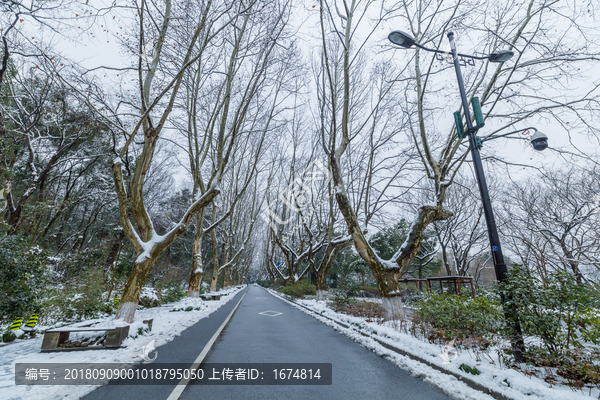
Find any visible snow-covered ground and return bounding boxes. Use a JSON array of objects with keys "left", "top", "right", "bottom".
[
  {"left": 0, "top": 286, "right": 244, "bottom": 400},
  {"left": 269, "top": 290, "right": 597, "bottom": 400}
]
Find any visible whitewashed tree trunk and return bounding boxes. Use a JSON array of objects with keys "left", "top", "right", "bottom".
[
  {"left": 115, "top": 256, "right": 156, "bottom": 322},
  {"left": 382, "top": 296, "right": 405, "bottom": 321}
]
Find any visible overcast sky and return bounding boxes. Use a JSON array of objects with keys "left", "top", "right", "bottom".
[{"left": 17, "top": 0, "right": 599, "bottom": 190}]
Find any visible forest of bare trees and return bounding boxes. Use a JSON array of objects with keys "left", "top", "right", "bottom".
[{"left": 1, "top": 0, "right": 599, "bottom": 324}]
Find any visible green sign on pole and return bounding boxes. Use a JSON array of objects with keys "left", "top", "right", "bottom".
[
  {"left": 471, "top": 97, "right": 485, "bottom": 129},
  {"left": 454, "top": 111, "right": 465, "bottom": 139}
]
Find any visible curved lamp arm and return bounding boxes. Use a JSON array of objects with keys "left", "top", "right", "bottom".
[
  {"left": 481, "top": 127, "right": 538, "bottom": 143},
  {"left": 414, "top": 43, "right": 490, "bottom": 60}
]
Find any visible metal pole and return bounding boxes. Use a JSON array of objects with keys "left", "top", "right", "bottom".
[{"left": 447, "top": 32, "right": 524, "bottom": 360}]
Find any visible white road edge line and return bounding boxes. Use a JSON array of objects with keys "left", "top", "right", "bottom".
[{"left": 166, "top": 288, "right": 249, "bottom": 400}]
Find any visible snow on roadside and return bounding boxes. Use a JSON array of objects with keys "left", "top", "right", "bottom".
[
  {"left": 0, "top": 286, "right": 245, "bottom": 400},
  {"left": 269, "top": 290, "right": 594, "bottom": 400}
]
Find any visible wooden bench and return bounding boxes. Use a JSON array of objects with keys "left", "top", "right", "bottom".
[
  {"left": 200, "top": 293, "right": 221, "bottom": 301},
  {"left": 41, "top": 325, "right": 130, "bottom": 352}
]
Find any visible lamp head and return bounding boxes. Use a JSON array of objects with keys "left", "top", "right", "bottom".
[
  {"left": 489, "top": 50, "right": 514, "bottom": 63},
  {"left": 388, "top": 31, "right": 416, "bottom": 49},
  {"left": 530, "top": 131, "right": 548, "bottom": 151}
]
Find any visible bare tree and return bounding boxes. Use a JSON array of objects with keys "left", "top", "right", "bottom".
[
  {"left": 313, "top": 165, "right": 351, "bottom": 300},
  {"left": 311, "top": 0, "right": 600, "bottom": 318},
  {"left": 55, "top": 0, "right": 275, "bottom": 322},
  {"left": 385, "top": 0, "right": 600, "bottom": 286},
  {"left": 432, "top": 176, "right": 488, "bottom": 277},
  {"left": 262, "top": 108, "right": 336, "bottom": 287},
  {"left": 1, "top": 77, "right": 94, "bottom": 233},
  {"left": 265, "top": 166, "right": 330, "bottom": 286},
  {"left": 220, "top": 177, "right": 263, "bottom": 288},
  {"left": 180, "top": 0, "right": 293, "bottom": 296},
  {"left": 0, "top": 0, "right": 92, "bottom": 232},
  {"left": 501, "top": 166, "right": 600, "bottom": 282},
  {"left": 315, "top": 0, "right": 423, "bottom": 317},
  {"left": 207, "top": 169, "right": 264, "bottom": 292}
]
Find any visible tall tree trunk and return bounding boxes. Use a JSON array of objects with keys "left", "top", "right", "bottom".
[
  {"left": 223, "top": 266, "right": 232, "bottom": 288},
  {"left": 220, "top": 236, "right": 231, "bottom": 288},
  {"left": 331, "top": 156, "right": 452, "bottom": 317},
  {"left": 104, "top": 231, "right": 126, "bottom": 271},
  {"left": 187, "top": 210, "right": 205, "bottom": 297},
  {"left": 315, "top": 238, "right": 350, "bottom": 300},
  {"left": 115, "top": 255, "right": 157, "bottom": 323},
  {"left": 210, "top": 264, "right": 219, "bottom": 292},
  {"left": 330, "top": 156, "right": 404, "bottom": 317},
  {"left": 210, "top": 216, "right": 220, "bottom": 292},
  {"left": 315, "top": 266, "right": 328, "bottom": 301},
  {"left": 106, "top": 235, "right": 124, "bottom": 302}
]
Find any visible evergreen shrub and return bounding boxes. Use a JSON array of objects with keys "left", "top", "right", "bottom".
[
  {"left": 279, "top": 279, "right": 316, "bottom": 298},
  {"left": 412, "top": 293, "right": 503, "bottom": 344},
  {"left": 0, "top": 234, "right": 49, "bottom": 322}
]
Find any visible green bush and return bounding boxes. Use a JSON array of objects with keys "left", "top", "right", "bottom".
[
  {"left": 399, "top": 283, "right": 427, "bottom": 305},
  {"left": 53, "top": 247, "right": 107, "bottom": 281},
  {"left": 2, "top": 331, "right": 17, "bottom": 343},
  {"left": 556, "top": 349, "right": 600, "bottom": 387},
  {"left": 138, "top": 296, "right": 161, "bottom": 308},
  {"left": 159, "top": 283, "right": 187, "bottom": 303},
  {"left": 459, "top": 364, "right": 481, "bottom": 375},
  {"left": 412, "top": 293, "right": 503, "bottom": 344},
  {"left": 0, "top": 234, "right": 49, "bottom": 322},
  {"left": 45, "top": 269, "right": 112, "bottom": 321},
  {"left": 257, "top": 279, "right": 275, "bottom": 288},
  {"left": 499, "top": 265, "right": 600, "bottom": 354},
  {"left": 521, "top": 346, "right": 600, "bottom": 387},
  {"left": 279, "top": 279, "right": 316, "bottom": 298},
  {"left": 326, "top": 290, "right": 358, "bottom": 311},
  {"left": 344, "top": 284, "right": 380, "bottom": 298},
  {"left": 138, "top": 287, "right": 161, "bottom": 308}
]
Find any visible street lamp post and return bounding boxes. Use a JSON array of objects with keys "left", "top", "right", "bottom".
[
  {"left": 446, "top": 32, "right": 525, "bottom": 360},
  {"left": 445, "top": 31, "right": 509, "bottom": 288},
  {"left": 388, "top": 30, "right": 549, "bottom": 361}
]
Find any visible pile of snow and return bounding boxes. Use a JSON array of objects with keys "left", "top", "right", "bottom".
[
  {"left": 271, "top": 290, "right": 598, "bottom": 400},
  {"left": 0, "top": 286, "right": 244, "bottom": 400}
]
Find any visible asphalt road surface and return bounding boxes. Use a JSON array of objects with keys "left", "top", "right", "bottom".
[{"left": 84, "top": 286, "right": 451, "bottom": 400}]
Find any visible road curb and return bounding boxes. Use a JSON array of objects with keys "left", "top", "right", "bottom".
[{"left": 267, "top": 289, "right": 513, "bottom": 400}]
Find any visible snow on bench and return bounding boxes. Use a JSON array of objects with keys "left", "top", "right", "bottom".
[
  {"left": 40, "top": 319, "right": 152, "bottom": 352},
  {"left": 41, "top": 325, "right": 130, "bottom": 352},
  {"left": 200, "top": 293, "right": 222, "bottom": 301}
]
